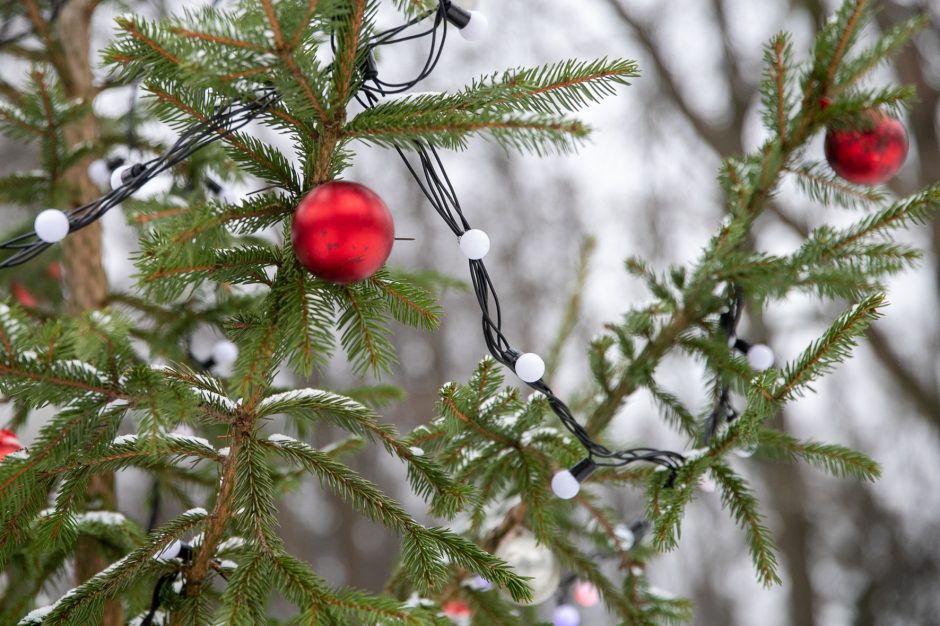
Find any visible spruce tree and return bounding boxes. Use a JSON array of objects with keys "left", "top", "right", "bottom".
[{"left": 0, "top": 0, "right": 934, "bottom": 624}]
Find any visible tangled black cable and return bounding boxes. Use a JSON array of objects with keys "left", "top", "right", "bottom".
[
  {"left": 353, "top": 5, "right": 685, "bottom": 494},
  {"left": 0, "top": 89, "right": 279, "bottom": 268}
]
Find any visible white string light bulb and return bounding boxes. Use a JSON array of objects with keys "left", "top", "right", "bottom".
[
  {"left": 551, "top": 470, "right": 580, "bottom": 499},
  {"left": 459, "top": 11, "right": 489, "bottom": 41},
  {"left": 746, "top": 343, "right": 775, "bottom": 371},
  {"left": 211, "top": 339, "right": 239, "bottom": 370},
  {"left": 110, "top": 164, "right": 135, "bottom": 190},
  {"left": 34, "top": 209, "right": 70, "bottom": 243},
  {"left": 550, "top": 458, "right": 596, "bottom": 500},
  {"left": 459, "top": 229, "right": 490, "bottom": 259},
  {"left": 514, "top": 352, "right": 545, "bottom": 383},
  {"left": 87, "top": 159, "right": 112, "bottom": 189}
]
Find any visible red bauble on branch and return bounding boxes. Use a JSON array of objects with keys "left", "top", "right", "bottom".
[
  {"left": 824, "top": 109, "right": 908, "bottom": 185},
  {"left": 0, "top": 429, "right": 23, "bottom": 461},
  {"left": 291, "top": 181, "right": 395, "bottom": 284}
]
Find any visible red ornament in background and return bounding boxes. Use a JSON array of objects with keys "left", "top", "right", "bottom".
[
  {"left": 442, "top": 599, "right": 472, "bottom": 624},
  {"left": 291, "top": 181, "right": 395, "bottom": 284},
  {"left": 0, "top": 429, "right": 23, "bottom": 460},
  {"left": 10, "top": 281, "right": 38, "bottom": 309},
  {"left": 824, "top": 109, "right": 908, "bottom": 185}
]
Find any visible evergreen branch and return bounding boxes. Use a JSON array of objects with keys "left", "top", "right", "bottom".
[
  {"left": 833, "top": 14, "right": 928, "bottom": 95},
  {"left": 821, "top": 0, "right": 868, "bottom": 92},
  {"left": 335, "top": 284, "right": 397, "bottom": 376},
  {"left": 757, "top": 428, "right": 880, "bottom": 481},
  {"left": 38, "top": 509, "right": 209, "bottom": 624},
  {"left": 263, "top": 0, "right": 329, "bottom": 124},
  {"left": 368, "top": 274, "right": 441, "bottom": 331},
  {"left": 169, "top": 26, "right": 266, "bottom": 53},
  {"left": 787, "top": 162, "right": 887, "bottom": 209},
  {"left": 344, "top": 112, "right": 589, "bottom": 155},
  {"left": 32, "top": 70, "right": 59, "bottom": 182},
  {"left": 460, "top": 58, "right": 638, "bottom": 116},
  {"left": 710, "top": 462, "right": 781, "bottom": 586},
  {"left": 332, "top": 0, "right": 370, "bottom": 109},
  {"left": 119, "top": 18, "right": 181, "bottom": 65},
  {"left": 147, "top": 85, "right": 300, "bottom": 192},
  {"left": 774, "top": 294, "right": 884, "bottom": 402},
  {"left": 546, "top": 534, "right": 633, "bottom": 615}
]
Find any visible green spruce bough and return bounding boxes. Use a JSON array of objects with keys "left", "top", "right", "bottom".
[{"left": 0, "top": 0, "right": 934, "bottom": 624}]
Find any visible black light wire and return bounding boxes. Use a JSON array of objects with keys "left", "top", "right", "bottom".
[
  {"left": 356, "top": 12, "right": 684, "bottom": 475},
  {"left": 702, "top": 286, "right": 743, "bottom": 445}
]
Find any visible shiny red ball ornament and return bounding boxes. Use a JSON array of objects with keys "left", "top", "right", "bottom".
[
  {"left": 291, "top": 181, "right": 394, "bottom": 284},
  {"left": 0, "top": 429, "right": 23, "bottom": 461},
  {"left": 824, "top": 110, "right": 908, "bottom": 185}
]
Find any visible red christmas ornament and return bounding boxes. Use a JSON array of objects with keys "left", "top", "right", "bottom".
[
  {"left": 824, "top": 109, "right": 908, "bottom": 185},
  {"left": 442, "top": 599, "right": 472, "bottom": 623},
  {"left": 291, "top": 181, "right": 394, "bottom": 284},
  {"left": 0, "top": 429, "right": 23, "bottom": 460},
  {"left": 10, "top": 281, "right": 38, "bottom": 309}
]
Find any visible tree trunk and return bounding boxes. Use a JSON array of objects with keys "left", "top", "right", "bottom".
[{"left": 53, "top": 1, "right": 120, "bottom": 623}]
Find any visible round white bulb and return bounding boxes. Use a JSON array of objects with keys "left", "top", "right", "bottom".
[
  {"left": 459, "top": 229, "right": 490, "bottom": 260},
  {"left": 551, "top": 470, "right": 580, "bottom": 500},
  {"left": 155, "top": 539, "right": 182, "bottom": 562},
  {"left": 211, "top": 339, "right": 239, "bottom": 369},
  {"left": 459, "top": 10, "right": 489, "bottom": 41},
  {"left": 87, "top": 159, "right": 111, "bottom": 189},
  {"left": 34, "top": 209, "right": 70, "bottom": 243},
  {"left": 514, "top": 352, "right": 545, "bottom": 383},
  {"left": 746, "top": 343, "right": 775, "bottom": 371},
  {"left": 110, "top": 164, "right": 134, "bottom": 190}
]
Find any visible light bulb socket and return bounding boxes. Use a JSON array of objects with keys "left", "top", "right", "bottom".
[
  {"left": 105, "top": 156, "right": 125, "bottom": 171},
  {"left": 628, "top": 519, "right": 649, "bottom": 542},
  {"left": 178, "top": 542, "right": 194, "bottom": 562},
  {"left": 444, "top": 3, "right": 472, "bottom": 28},
  {"left": 120, "top": 163, "right": 145, "bottom": 186},
  {"left": 569, "top": 457, "right": 597, "bottom": 483},
  {"left": 733, "top": 338, "right": 751, "bottom": 354},
  {"left": 205, "top": 177, "right": 223, "bottom": 195}
]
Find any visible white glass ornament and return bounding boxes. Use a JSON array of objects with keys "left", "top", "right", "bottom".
[
  {"left": 459, "top": 229, "right": 490, "bottom": 260},
  {"left": 514, "top": 352, "right": 545, "bottom": 383},
  {"left": 110, "top": 164, "right": 135, "bottom": 190},
  {"left": 551, "top": 469, "right": 580, "bottom": 500},
  {"left": 460, "top": 11, "right": 489, "bottom": 41},
  {"left": 746, "top": 344, "right": 774, "bottom": 371},
  {"left": 495, "top": 528, "right": 560, "bottom": 605},
  {"left": 87, "top": 159, "right": 111, "bottom": 189},
  {"left": 211, "top": 339, "right": 239, "bottom": 369},
  {"left": 34, "top": 209, "right": 70, "bottom": 243}
]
